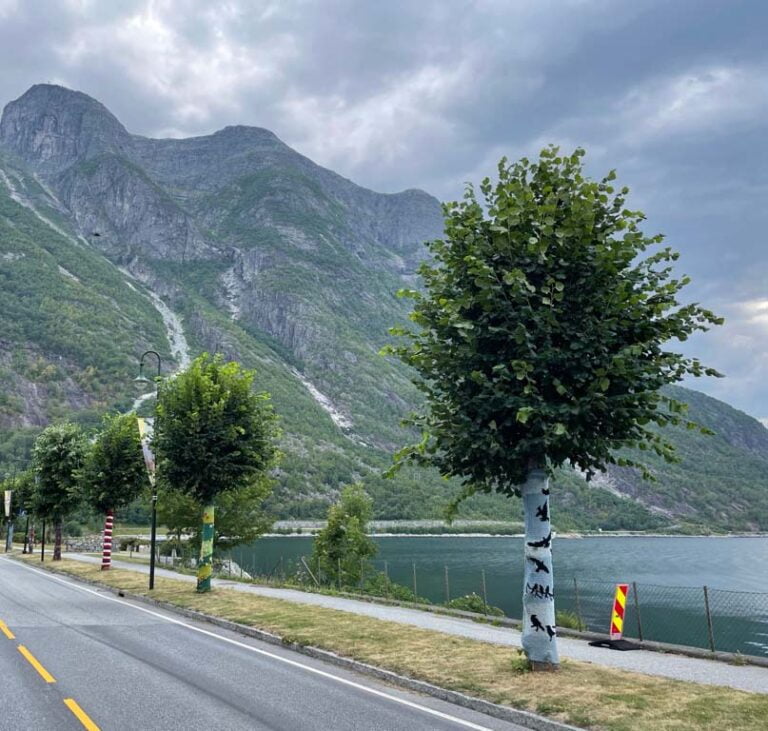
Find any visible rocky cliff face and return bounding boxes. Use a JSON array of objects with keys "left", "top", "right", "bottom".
[
  {"left": 0, "top": 85, "right": 442, "bottom": 399},
  {"left": 2, "top": 83, "right": 767, "bottom": 530},
  {"left": 0, "top": 85, "right": 132, "bottom": 173}
]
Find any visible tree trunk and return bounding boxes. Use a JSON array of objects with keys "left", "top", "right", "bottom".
[
  {"left": 521, "top": 467, "right": 559, "bottom": 669},
  {"left": 5, "top": 520, "right": 14, "bottom": 552},
  {"left": 196, "top": 503, "right": 215, "bottom": 593},
  {"left": 53, "top": 519, "right": 63, "bottom": 561},
  {"left": 22, "top": 516, "right": 30, "bottom": 554},
  {"left": 101, "top": 508, "right": 114, "bottom": 570}
]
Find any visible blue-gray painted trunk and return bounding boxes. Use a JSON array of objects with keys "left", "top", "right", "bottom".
[{"left": 521, "top": 468, "right": 559, "bottom": 666}]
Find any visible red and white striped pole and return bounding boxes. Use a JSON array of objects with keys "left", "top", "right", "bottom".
[{"left": 101, "top": 509, "right": 114, "bottom": 570}]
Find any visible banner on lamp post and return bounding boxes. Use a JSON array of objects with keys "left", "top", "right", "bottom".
[
  {"left": 3, "top": 490, "right": 11, "bottom": 518},
  {"left": 137, "top": 417, "right": 156, "bottom": 486}
]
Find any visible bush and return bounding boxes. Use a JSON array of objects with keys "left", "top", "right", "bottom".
[
  {"left": 556, "top": 610, "right": 586, "bottom": 631},
  {"left": 63, "top": 521, "right": 83, "bottom": 537},
  {"left": 159, "top": 538, "right": 190, "bottom": 557},
  {"left": 362, "top": 572, "right": 430, "bottom": 604},
  {"left": 445, "top": 592, "right": 504, "bottom": 616}
]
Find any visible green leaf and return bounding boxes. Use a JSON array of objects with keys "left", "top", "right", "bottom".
[{"left": 516, "top": 407, "right": 533, "bottom": 424}]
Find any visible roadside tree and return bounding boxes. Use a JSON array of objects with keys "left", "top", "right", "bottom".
[
  {"left": 32, "top": 423, "right": 87, "bottom": 561},
  {"left": 80, "top": 412, "right": 147, "bottom": 570},
  {"left": 386, "top": 147, "right": 722, "bottom": 668},
  {"left": 310, "top": 483, "right": 377, "bottom": 588},
  {"left": 154, "top": 354, "right": 280, "bottom": 592}
]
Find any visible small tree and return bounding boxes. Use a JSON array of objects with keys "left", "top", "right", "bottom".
[
  {"left": 310, "top": 484, "right": 377, "bottom": 588},
  {"left": 386, "top": 147, "right": 722, "bottom": 667},
  {"left": 33, "top": 423, "right": 87, "bottom": 561},
  {"left": 80, "top": 413, "right": 147, "bottom": 570},
  {"left": 155, "top": 354, "right": 280, "bottom": 592}
]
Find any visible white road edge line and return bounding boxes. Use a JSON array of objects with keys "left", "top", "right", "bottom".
[{"left": 0, "top": 558, "right": 494, "bottom": 731}]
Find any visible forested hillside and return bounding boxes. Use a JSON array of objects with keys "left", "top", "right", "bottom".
[{"left": 0, "top": 83, "right": 766, "bottom": 532}]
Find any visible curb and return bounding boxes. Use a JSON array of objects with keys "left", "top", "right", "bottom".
[{"left": 18, "top": 558, "right": 580, "bottom": 731}]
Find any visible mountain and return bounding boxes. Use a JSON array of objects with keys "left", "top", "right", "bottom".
[{"left": 1, "top": 83, "right": 766, "bottom": 532}]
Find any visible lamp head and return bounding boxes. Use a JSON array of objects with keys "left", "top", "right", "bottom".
[{"left": 134, "top": 362, "right": 151, "bottom": 384}]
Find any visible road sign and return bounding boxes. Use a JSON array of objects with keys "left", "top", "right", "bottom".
[{"left": 610, "top": 583, "right": 629, "bottom": 639}]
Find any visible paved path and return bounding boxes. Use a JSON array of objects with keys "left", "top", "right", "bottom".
[
  {"left": 0, "top": 556, "right": 524, "bottom": 731},
  {"left": 67, "top": 553, "right": 768, "bottom": 694}
]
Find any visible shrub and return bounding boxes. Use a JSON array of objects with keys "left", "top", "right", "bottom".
[
  {"left": 362, "top": 572, "right": 430, "bottom": 604},
  {"left": 446, "top": 592, "right": 504, "bottom": 616},
  {"left": 556, "top": 610, "right": 586, "bottom": 631}
]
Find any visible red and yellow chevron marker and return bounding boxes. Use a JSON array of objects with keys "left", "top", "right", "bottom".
[{"left": 610, "top": 583, "right": 629, "bottom": 639}]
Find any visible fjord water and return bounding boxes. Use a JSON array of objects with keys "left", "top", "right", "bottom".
[{"left": 232, "top": 536, "right": 768, "bottom": 656}]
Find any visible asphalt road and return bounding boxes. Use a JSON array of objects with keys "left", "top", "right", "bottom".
[{"left": 0, "top": 558, "right": 528, "bottom": 731}]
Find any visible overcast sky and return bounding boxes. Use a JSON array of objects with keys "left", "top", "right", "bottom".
[{"left": 1, "top": 0, "right": 766, "bottom": 421}]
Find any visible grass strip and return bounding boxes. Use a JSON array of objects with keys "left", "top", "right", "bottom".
[{"left": 18, "top": 555, "right": 768, "bottom": 731}]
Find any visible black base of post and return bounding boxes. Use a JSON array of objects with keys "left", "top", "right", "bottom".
[{"left": 588, "top": 638, "right": 641, "bottom": 651}]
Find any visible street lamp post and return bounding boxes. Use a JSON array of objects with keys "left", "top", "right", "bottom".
[{"left": 135, "top": 350, "right": 162, "bottom": 590}]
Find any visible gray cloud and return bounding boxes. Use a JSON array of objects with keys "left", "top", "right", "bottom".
[{"left": 0, "top": 0, "right": 765, "bottom": 418}]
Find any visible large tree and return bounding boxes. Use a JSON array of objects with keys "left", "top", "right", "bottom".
[
  {"left": 386, "top": 147, "right": 722, "bottom": 668},
  {"left": 80, "top": 412, "right": 148, "bottom": 570},
  {"left": 32, "top": 423, "right": 87, "bottom": 561},
  {"left": 155, "top": 354, "right": 280, "bottom": 592}
]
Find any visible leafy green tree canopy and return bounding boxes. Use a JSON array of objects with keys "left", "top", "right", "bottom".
[
  {"left": 310, "top": 483, "right": 377, "bottom": 586},
  {"left": 32, "top": 423, "right": 86, "bottom": 519},
  {"left": 387, "top": 147, "right": 723, "bottom": 494},
  {"left": 155, "top": 353, "right": 281, "bottom": 503},
  {"left": 80, "top": 412, "right": 147, "bottom": 513}
]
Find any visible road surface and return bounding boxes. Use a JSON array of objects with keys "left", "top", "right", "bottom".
[{"left": 0, "top": 557, "right": 527, "bottom": 730}]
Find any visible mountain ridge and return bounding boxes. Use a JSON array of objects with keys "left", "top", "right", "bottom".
[{"left": 1, "top": 83, "right": 766, "bottom": 532}]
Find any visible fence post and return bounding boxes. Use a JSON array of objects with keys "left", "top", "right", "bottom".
[
  {"left": 573, "top": 576, "right": 583, "bottom": 627},
  {"left": 444, "top": 565, "right": 450, "bottom": 603},
  {"left": 338, "top": 557, "right": 342, "bottom": 591},
  {"left": 481, "top": 569, "right": 488, "bottom": 613},
  {"left": 703, "top": 585, "right": 716, "bottom": 652},
  {"left": 301, "top": 556, "right": 320, "bottom": 586},
  {"left": 412, "top": 562, "right": 418, "bottom": 597},
  {"left": 632, "top": 581, "right": 643, "bottom": 642}
]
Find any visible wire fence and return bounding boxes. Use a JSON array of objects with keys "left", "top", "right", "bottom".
[
  {"left": 554, "top": 578, "right": 768, "bottom": 657},
  {"left": 216, "top": 550, "right": 768, "bottom": 659}
]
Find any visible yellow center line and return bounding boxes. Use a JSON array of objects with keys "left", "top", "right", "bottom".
[
  {"left": 64, "top": 699, "right": 101, "bottom": 731},
  {"left": 0, "top": 620, "right": 15, "bottom": 639},
  {"left": 17, "top": 645, "right": 56, "bottom": 683}
]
